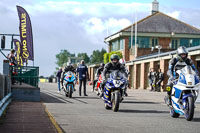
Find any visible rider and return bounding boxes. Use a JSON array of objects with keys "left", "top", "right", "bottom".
[
  {"left": 119, "top": 58, "right": 129, "bottom": 96},
  {"left": 102, "top": 54, "right": 128, "bottom": 106},
  {"left": 166, "top": 46, "right": 198, "bottom": 105},
  {"left": 93, "top": 63, "right": 105, "bottom": 91},
  {"left": 61, "top": 62, "right": 76, "bottom": 89}
]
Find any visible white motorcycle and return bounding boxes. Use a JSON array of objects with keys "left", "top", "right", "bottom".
[{"left": 167, "top": 65, "right": 200, "bottom": 121}]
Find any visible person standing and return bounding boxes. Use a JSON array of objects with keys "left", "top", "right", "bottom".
[
  {"left": 156, "top": 69, "right": 164, "bottom": 92},
  {"left": 56, "top": 67, "right": 62, "bottom": 93},
  {"left": 148, "top": 68, "right": 156, "bottom": 91},
  {"left": 77, "top": 60, "right": 89, "bottom": 96}
]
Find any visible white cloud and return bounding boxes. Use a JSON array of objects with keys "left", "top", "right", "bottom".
[{"left": 166, "top": 11, "right": 181, "bottom": 19}]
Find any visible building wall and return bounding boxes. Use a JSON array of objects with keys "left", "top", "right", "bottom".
[{"left": 159, "top": 37, "right": 171, "bottom": 49}]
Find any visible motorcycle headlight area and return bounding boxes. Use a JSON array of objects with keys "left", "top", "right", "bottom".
[{"left": 113, "top": 80, "right": 123, "bottom": 88}]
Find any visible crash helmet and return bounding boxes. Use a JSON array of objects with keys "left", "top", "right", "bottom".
[
  {"left": 119, "top": 59, "right": 126, "bottom": 66},
  {"left": 177, "top": 46, "right": 188, "bottom": 61},
  {"left": 110, "top": 54, "right": 120, "bottom": 66}
]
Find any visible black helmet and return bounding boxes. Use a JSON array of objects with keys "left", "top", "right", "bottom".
[
  {"left": 177, "top": 46, "right": 188, "bottom": 61},
  {"left": 110, "top": 54, "right": 120, "bottom": 66},
  {"left": 110, "top": 54, "right": 120, "bottom": 61}
]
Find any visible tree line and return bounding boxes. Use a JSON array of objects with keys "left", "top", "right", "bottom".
[{"left": 55, "top": 48, "right": 107, "bottom": 67}]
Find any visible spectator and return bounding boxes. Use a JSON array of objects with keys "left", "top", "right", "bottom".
[
  {"left": 148, "top": 68, "right": 156, "bottom": 91},
  {"left": 56, "top": 67, "right": 62, "bottom": 93},
  {"left": 156, "top": 69, "right": 164, "bottom": 92},
  {"left": 77, "top": 60, "right": 89, "bottom": 96}
]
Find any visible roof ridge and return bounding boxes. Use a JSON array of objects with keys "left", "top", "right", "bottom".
[
  {"left": 121, "top": 11, "right": 160, "bottom": 32},
  {"left": 158, "top": 12, "right": 200, "bottom": 32}
]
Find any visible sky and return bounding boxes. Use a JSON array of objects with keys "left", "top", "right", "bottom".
[{"left": 0, "top": 0, "right": 200, "bottom": 76}]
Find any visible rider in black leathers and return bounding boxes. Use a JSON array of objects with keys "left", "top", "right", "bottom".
[
  {"left": 166, "top": 46, "right": 198, "bottom": 105},
  {"left": 102, "top": 54, "right": 128, "bottom": 104}
]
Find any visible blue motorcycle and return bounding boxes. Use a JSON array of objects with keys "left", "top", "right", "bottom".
[
  {"left": 104, "top": 70, "right": 127, "bottom": 112},
  {"left": 63, "top": 71, "right": 77, "bottom": 98},
  {"left": 166, "top": 66, "right": 200, "bottom": 121}
]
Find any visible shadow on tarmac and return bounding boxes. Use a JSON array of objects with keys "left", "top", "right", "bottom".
[
  {"left": 119, "top": 109, "right": 168, "bottom": 114},
  {"left": 122, "top": 101, "right": 159, "bottom": 104},
  {"left": 41, "top": 92, "right": 73, "bottom": 104},
  {"left": 192, "top": 118, "right": 200, "bottom": 122}
]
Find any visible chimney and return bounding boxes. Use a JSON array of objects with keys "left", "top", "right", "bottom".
[{"left": 152, "top": 0, "right": 159, "bottom": 14}]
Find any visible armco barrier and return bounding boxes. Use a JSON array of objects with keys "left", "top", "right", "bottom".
[
  {"left": 0, "top": 93, "right": 12, "bottom": 117},
  {"left": 0, "top": 74, "right": 12, "bottom": 117}
]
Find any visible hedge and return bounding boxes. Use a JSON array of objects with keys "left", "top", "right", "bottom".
[{"left": 104, "top": 51, "right": 122, "bottom": 64}]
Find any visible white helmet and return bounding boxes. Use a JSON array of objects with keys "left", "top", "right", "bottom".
[
  {"left": 67, "top": 62, "right": 72, "bottom": 66},
  {"left": 119, "top": 59, "right": 126, "bottom": 65}
]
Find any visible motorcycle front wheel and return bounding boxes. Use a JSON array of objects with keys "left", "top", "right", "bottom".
[
  {"left": 185, "top": 97, "right": 194, "bottom": 121},
  {"left": 112, "top": 91, "right": 120, "bottom": 112},
  {"left": 68, "top": 86, "right": 72, "bottom": 98}
]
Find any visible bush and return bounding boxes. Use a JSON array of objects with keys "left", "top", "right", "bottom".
[{"left": 104, "top": 51, "right": 122, "bottom": 64}]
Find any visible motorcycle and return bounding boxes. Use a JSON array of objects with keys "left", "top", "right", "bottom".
[
  {"left": 104, "top": 70, "right": 127, "bottom": 112},
  {"left": 166, "top": 65, "right": 200, "bottom": 121},
  {"left": 63, "top": 71, "right": 77, "bottom": 98}
]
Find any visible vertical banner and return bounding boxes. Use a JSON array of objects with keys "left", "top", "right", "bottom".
[
  {"left": 17, "top": 5, "right": 34, "bottom": 63},
  {"left": 13, "top": 39, "right": 23, "bottom": 66}
]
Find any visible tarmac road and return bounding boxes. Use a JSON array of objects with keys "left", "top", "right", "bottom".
[{"left": 40, "top": 83, "right": 200, "bottom": 133}]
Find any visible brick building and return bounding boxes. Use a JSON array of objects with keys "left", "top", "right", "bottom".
[{"left": 104, "top": 0, "right": 200, "bottom": 90}]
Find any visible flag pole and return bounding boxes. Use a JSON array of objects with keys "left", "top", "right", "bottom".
[{"left": 134, "top": 8, "right": 137, "bottom": 58}]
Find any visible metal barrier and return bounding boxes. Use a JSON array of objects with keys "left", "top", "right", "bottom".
[
  {"left": 0, "top": 93, "right": 12, "bottom": 117},
  {"left": 10, "top": 66, "right": 39, "bottom": 87},
  {"left": 0, "top": 74, "right": 12, "bottom": 117}
]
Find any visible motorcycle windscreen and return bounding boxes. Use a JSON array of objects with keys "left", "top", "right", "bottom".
[{"left": 110, "top": 70, "right": 123, "bottom": 80}]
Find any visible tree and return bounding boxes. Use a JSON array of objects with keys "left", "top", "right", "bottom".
[
  {"left": 78, "top": 53, "right": 90, "bottom": 63},
  {"left": 56, "top": 49, "right": 75, "bottom": 67},
  {"left": 90, "top": 48, "right": 107, "bottom": 64}
]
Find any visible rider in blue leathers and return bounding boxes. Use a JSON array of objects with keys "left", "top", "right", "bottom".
[{"left": 166, "top": 46, "right": 199, "bottom": 105}]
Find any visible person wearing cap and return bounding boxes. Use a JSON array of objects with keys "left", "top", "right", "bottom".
[
  {"left": 166, "top": 46, "right": 199, "bottom": 105},
  {"left": 77, "top": 60, "right": 89, "bottom": 96},
  {"left": 56, "top": 67, "right": 63, "bottom": 93}
]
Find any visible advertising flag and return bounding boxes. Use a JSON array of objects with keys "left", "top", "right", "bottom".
[
  {"left": 13, "top": 39, "right": 23, "bottom": 66},
  {"left": 17, "top": 5, "right": 34, "bottom": 62}
]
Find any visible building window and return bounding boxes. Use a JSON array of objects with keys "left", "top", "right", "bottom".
[
  {"left": 171, "top": 39, "right": 179, "bottom": 49},
  {"left": 180, "top": 39, "right": 189, "bottom": 47},
  {"left": 120, "top": 39, "right": 124, "bottom": 50},
  {"left": 151, "top": 38, "right": 158, "bottom": 47},
  {"left": 111, "top": 39, "right": 124, "bottom": 51},
  {"left": 129, "top": 36, "right": 150, "bottom": 48}
]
